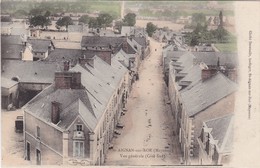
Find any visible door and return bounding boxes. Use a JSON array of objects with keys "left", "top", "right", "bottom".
[
  {"left": 26, "top": 142, "right": 30, "bottom": 160},
  {"left": 36, "top": 149, "right": 41, "bottom": 165}
]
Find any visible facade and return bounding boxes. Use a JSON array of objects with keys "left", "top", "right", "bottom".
[
  {"left": 1, "top": 35, "right": 33, "bottom": 61},
  {"left": 167, "top": 51, "right": 237, "bottom": 164},
  {"left": 23, "top": 56, "right": 130, "bottom": 165},
  {"left": 198, "top": 114, "right": 234, "bottom": 165},
  {"left": 1, "top": 77, "right": 19, "bottom": 109},
  {"left": 27, "top": 39, "right": 55, "bottom": 61}
]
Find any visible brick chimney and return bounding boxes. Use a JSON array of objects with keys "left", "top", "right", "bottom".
[
  {"left": 201, "top": 68, "right": 218, "bottom": 81},
  {"left": 51, "top": 101, "right": 60, "bottom": 124},
  {"left": 54, "top": 72, "right": 82, "bottom": 89}
]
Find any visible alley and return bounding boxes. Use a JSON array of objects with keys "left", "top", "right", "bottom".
[{"left": 105, "top": 38, "right": 182, "bottom": 166}]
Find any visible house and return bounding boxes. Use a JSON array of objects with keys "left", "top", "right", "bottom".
[
  {"left": 81, "top": 36, "right": 125, "bottom": 52},
  {"left": 27, "top": 39, "right": 55, "bottom": 61},
  {"left": 163, "top": 51, "right": 238, "bottom": 85},
  {"left": 1, "top": 77, "right": 19, "bottom": 109},
  {"left": 198, "top": 114, "right": 234, "bottom": 165},
  {"left": 1, "top": 60, "right": 60, "bottom": 108},
  {"left": 194, "top": 44, "right": 214, "bottom": 52},
  {"left": 45, "top": 48, "right": 113, "bottom": 67},
  {"left": 1, "top": 35, "right": 33, "bottom": 61},
  {"left": 152, "top": 29, "right": 174, "bottom": 43},
  {"left": 81, "top": 36, "right": 141, "bottom": 71},
  {"left": 167, "top": 51, "right": 237, "bottom": 165},
  {"left": 23, "top": 56, "right": 129, "bottom": 165},
  {"left": 120, "top": 26, "right": 147, "bottom": 38}
]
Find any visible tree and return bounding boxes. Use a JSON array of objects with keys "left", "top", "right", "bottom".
[
  {"left": 56, "top": 16, "right": 73, "bottom": 31},
  {"left": 44, "top": 10, "right": 51, "bottom": 18},
  {"left": 30, "top": 15, "right": 51, "bottom": 29},
  {"left": 79, "top": 15, "right": 90, "bottom": 24},
  {"left": 214, "top": 27, "right": 229, "bottom": 42},
  {"left": 123, "top": 13, "right": 136, "bottom": 26},
  {"left": 88, "top": 17, "right": 98, "bottom": 30},
  {"left": 146, "top": 22, "right": 157, "bottom": 37},
  {"left": 219, "top": 11, "right": 223, "bottom": 28},
  {"left": 97, "top": 13, "right": 113, "bottom": 28}
]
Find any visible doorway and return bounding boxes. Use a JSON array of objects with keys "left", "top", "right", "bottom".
[
  {"left": 26, "top": 142, "right": 30, "bottom": 160},
  {"left": 36, "top": 149, "right": 41, "bottom": 165}
]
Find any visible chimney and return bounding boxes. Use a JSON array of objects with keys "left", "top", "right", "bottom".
[
  {"left": 226, "top": 69, "right": 237, "bottom": 82},
  {"left": 201, "top": 68, "right": 218, "bottom": 81},
  {"left": 54, "top": 72, "right": 82, "bottom": 89},
  {"left": 51, "top": 101, "right": 60, "bottom": 124},
  {"left": 63, "top": 61, "right": 70, "bottom": 71},
  {"left": 217, "top": 57, "right": 220, "bottom": 67},
  {"left": 122, "top": 40, "right": 128, "bottom": 52},
  {"left": 79, "top": 57, "right": 94, "bottom": 68}
]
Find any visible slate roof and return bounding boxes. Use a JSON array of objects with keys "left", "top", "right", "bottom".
[
  {"left": 113, "top": 49, "right": 131, "bottom": 68},
  {"left": 133, "top": 37, "right": 146, "bottom": 48},
  {"left": 205, "top": 114, "right": 234, "bottom": 153},
  {"left": 46, "top": 48, "right": 112, "bottom": 66},
  {"left": 178, "top": 65, "right": 202, "bottom": 88},
  {"left": 192, "top": 52, "right": 238, "bottom": 67},
  {"left": 71, "top": 56, "right": 127, "bottom": 120},
  {"left": 1, "top": 77, "right": 18, "bottom": 89},
  {"left": 1, "top": 60, "right": 61, "bottom": 83},
  {"left": 180, "top": 72, "right": 237, "bottom": 117},
  {"left": 27, "top": 39, "right": 52, "bottom": 53},
  {"left": 46, "top": 48, "right": 83, "bottom": 66},
  {"left": 81, "top": 36, "right": 125, "bottom": 47},
  {"left": 1, "top": 35, "right": 24, "bottom": 60},
  {"left": 25, "top": 85, "right": 97, "bottom": 131},
  {"left": 119, "top": 40, "right": 137, "bottom": 55},
  {"left": 23, "top": 45, "right": 128, "bottom": 133}
]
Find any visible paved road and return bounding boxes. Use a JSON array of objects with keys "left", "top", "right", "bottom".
[{"left": 105, "top": 38, "right": 182, "bottom": 166}]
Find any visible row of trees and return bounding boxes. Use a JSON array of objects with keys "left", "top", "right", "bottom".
[
  {"left": 28, "top": 7, "right": 138, "bottom": 31},
  {"left": 28, "top": 7, "right": 114, "bottom": 30}
]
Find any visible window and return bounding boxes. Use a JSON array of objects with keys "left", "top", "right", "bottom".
[
  {"left": 73, "top": 141, "right": 84, "bottom": 157},
  {"left": 76, "top": 124, "right": 83, "bottom": 131},
  {"left": 36, "top": 126, "right": 40, "bottom": 139}
]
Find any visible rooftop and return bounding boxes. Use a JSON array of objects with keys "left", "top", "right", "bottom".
[
  {"left": 28, "top": 39, "right": 53, "bottom": 53},
  {"left": 205, "top": 114, "right": 234, "bottom": 153},
  {"left": 2, "top": 60, "right": 61, "bottom": 83},
  {"left": 181, "top": 72, "right": 237, "bottom": 117},
  {"left": 81, "top": 36, "right": 125, "bottom": 47}
]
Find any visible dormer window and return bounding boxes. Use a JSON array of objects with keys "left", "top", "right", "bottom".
[
  {"left": 73, "top": 124, "right": 85, "bottom": 140},
  {"left": 76, "top": 124, "right": 83, "bottom": 131}
]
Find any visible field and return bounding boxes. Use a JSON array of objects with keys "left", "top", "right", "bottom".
[
  {"left": 1, "top": 1, "right": 121, "bottom": 18},
  {"left": 215, "top": 42, "right": 237, "bottom": 52}
]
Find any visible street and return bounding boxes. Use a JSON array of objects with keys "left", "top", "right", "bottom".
[
  {"left": 105, "top": 38, "right": 182, "bottom": 166},
  {"left": 1, "top": 109, "right": 30, "bottom": 166}
]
